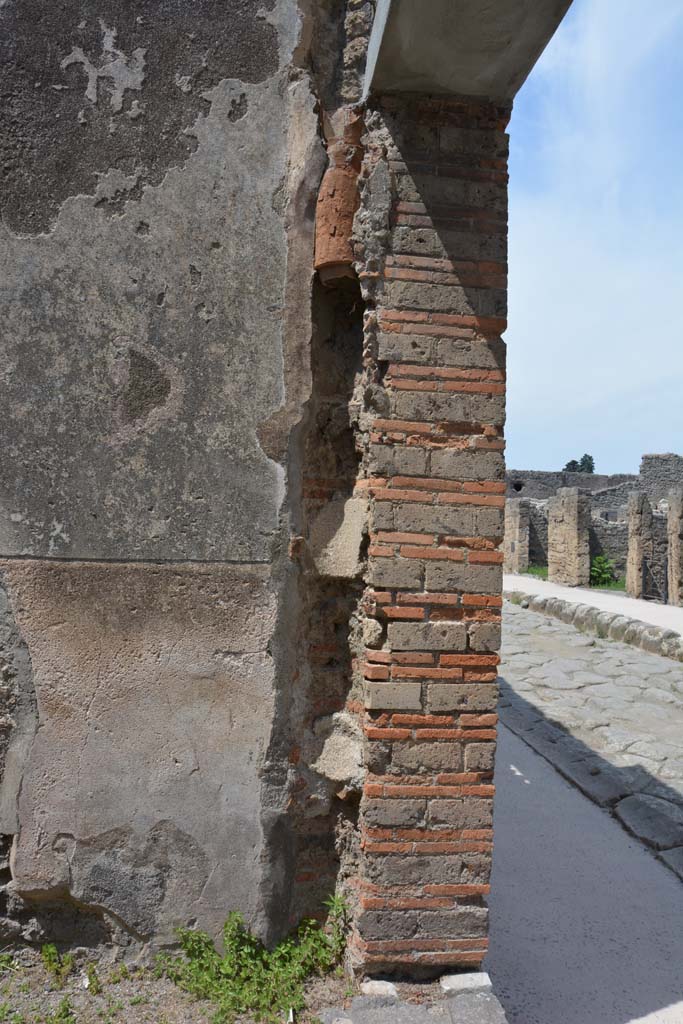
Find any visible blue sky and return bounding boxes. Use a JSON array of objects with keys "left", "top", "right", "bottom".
[{"left": 506, "top": 0, "right": 683, "bottom": 474}]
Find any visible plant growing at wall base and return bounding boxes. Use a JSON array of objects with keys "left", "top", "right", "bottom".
[
  {"left": 41, "top": 945, "right": 74, "bottom": 988},
  {"left": 157, "top": 896, "right": 349, "bottom": 1024},
  {"left": 590, "top": 555, "right": 616, "bottom": 587}
]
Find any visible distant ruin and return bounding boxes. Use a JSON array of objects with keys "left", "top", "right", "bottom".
[{"left": 504, "top": 454, "right": 683, "bottom": 605}]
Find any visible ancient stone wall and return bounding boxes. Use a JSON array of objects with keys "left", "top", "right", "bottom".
[
  {"left": 589, "top": 483, "right": 633, "bottom": 517},
  {"left": 626, "top": 493, "right": 668, "bottom": 602},
  {"left": 350, "top": 93, "right": 508, "bottom": 974},
  {"left": 506, "top": 469, "right": 637, "bottom": 501},
  {"left": 547, "top": 488, "right": 590, "bottom": 586},
  {"left": 641, "top": 454, "right": 683, "bottom": 504},
  {"left": 503, "top": 500, "right": 529, "bottom": 573},
  {"left": 528, "top": 500, "right": 549, "bottom": 566},
  {"left": 589, "top": 515, "right": 628, "bottom": 576},
  {"left": 667, "top": 490, "right": 683, "bottom": 607}
]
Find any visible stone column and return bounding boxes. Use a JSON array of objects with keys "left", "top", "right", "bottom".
[
  {"left": 667, "top": 490, "right": 683, "bottom": 606},
  {"left": 547, "top": 488, "right": 590, "bottom": 586},
  {"left": 626, "top": 492, "right": 652, "bottom": 598},
  {"left": 503, "top": 498, "right": 529, "bottom": 574},
  {"left": 351, "top": 94, "right": 508, "bottom": 975}
]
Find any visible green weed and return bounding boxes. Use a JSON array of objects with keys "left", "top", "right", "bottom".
[
  {"left": 590, "top": 554, "right": 617, "bottom": 588},
  {"left": 524, "top": 563, "right": 548, "bottom": 580},
  {"left": 0, "top": 956, "right": 15, "bottom": 976},
  {"left": 41, "top": 945, "right": 74, "bottom": 988},
  {"left": 86, "top": 963, "right": 102, "bottom": 996},
  {"left": 107, "top": 965, "right": 129, "bottom": 985},
  {"left": 46, "top": 996, "right": 75, "bottom": 1023},
  {"left": 158, "top": 896, "right": 349, "bottom": 1024}
]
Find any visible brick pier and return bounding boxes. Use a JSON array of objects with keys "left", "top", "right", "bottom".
[{"left": 350, "top": 95, "right": 509, "bottom": 973}]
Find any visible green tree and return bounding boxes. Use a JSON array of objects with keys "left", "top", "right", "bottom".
[{"left": 563, "top": 454, "right": 595, "bottom": 474}]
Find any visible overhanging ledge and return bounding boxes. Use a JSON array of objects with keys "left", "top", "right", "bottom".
[{"left": 363, "top": 0, "right": 572, "bottom": 101}]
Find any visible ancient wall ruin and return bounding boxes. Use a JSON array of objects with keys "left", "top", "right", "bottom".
[
  {"left": 640, "top": 454, "right": 683, "bottom": 504},
  {"left": 589, "top": 516, "right": 629, "bottom": 576},
  {"left": 503, "top": 499, "right": 529, "bottom": 573},
  {"left": 506, "top": 470, "right": 638, "bottom": 501},
  {"left": 667, "top": 490, "right": 683, "bottom": 607},
  {"left": 626, "top": 493, "right": 668, "bottom": 602},
  {"left": 547, "top": 488, "right": 590, "bottom": 586}
]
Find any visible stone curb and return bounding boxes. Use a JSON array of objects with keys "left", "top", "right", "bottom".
[{"left": 504, "top": 590, "right": 683, "bottom": 663}]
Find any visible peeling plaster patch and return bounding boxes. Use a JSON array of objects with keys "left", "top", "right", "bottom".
[
  {"left": 121, "top": 350, "right": 172, "bottom": 424},
  {"left": 228, "top": 93, "right": 248, "bottom": 122},
  {"left": 1, "top": 56, "right": 313, "bottom": 562},
  {"left": 61, "top": 20, "right": 146, "bottom": 114},
  {"left": 94, "top": 167, "right": 141, "bottom": 204},
  {"left": 0, "top": 0, "right": 280, "bottom": 233},
  {"left": 258, "top": 0, "right": 303, "bottom": 69},
  {"left": 0, "top": 576, "right": 37, "bottom": 837},
  {"left": 47, "top": 521, "right": 70, "bottom": 556},
  {"left": 108, "top": 340, "right": 182, "bottom": 444},
  {"left": 175, "top": 73, "right": 193, "bottom": 93}
]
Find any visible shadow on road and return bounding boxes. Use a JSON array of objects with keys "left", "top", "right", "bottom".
[{"left": 486, "top": 696, "right": 683, "bottom": 1024}]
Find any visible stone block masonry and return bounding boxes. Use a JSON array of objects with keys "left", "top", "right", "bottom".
[
  {"left": 627, "top": 493, "right": 668, "bottom": 602},
  {"left": 503, "top": 499, "right": 529, "bottom": 574},
  {"left": 349, "top": 94, "right": 509, "bottom": 974},
  {"left": 668, "top": 490, "right": 683, "bottom": 607},
  {"left": 547, "top": 488, "right": 590, "bottom": 587}
]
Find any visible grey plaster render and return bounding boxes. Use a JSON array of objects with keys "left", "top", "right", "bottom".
[
  {"left": 3, "top": 559, "right": 278, "bottom": 944},
  {"left": 0, "top": 0, "right": 312, "bottom": 563}
]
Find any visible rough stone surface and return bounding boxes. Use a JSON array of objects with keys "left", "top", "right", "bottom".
[
  {"left": 667, "top": 489, "right": 683, "bottom": 607},
  {"left": 500, "top": 600, "right": 683, "bottom": 878},
  {"left": 360, "top": 981, "right": 398, "bottom": 999},
  {"left": 547, "top": 488, "right": 590, "bottom": 587},
  {"left": 626, "top": 492, "right": 668, "bottom": 603},
  {"left": 320, "top": 990, "right": 509, "bottom": 1024},
  {"left": 502, "top": 500, "right": 529, "bottom": 574},
  {"left": 441, "top": 972, "right": 492, "bottom": 994}
]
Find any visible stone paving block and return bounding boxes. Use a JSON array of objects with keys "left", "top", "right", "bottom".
[
  {"left": 659, "top": 845, "right": 683, "bottom": 879},
  {"left": 320, "top": 991, "right": 509, "bottom": 1024},
  {"left": 446, "top": 991, "right": 509, "bottom": 1024},
  {"left": 441, "top": 972, "right": 492, "bottom": 994},
  {"left": 614, "top": 794, "right": 683, "bottom": 850},
  {"left": 320, "top": 998, "right": 452, "bottom": 1024}
]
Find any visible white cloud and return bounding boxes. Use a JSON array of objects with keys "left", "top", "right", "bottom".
[{"left": 506, "top": 0, "right": 683, "bottom": 473}]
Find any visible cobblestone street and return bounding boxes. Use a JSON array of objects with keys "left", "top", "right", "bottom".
[{"left": 499, "top": 601, "right": 683, "bottom": 877}]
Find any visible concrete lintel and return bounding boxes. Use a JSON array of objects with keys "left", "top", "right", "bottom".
[{"left": 363, "top": 0, "right": 572, "bottom": 102}]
